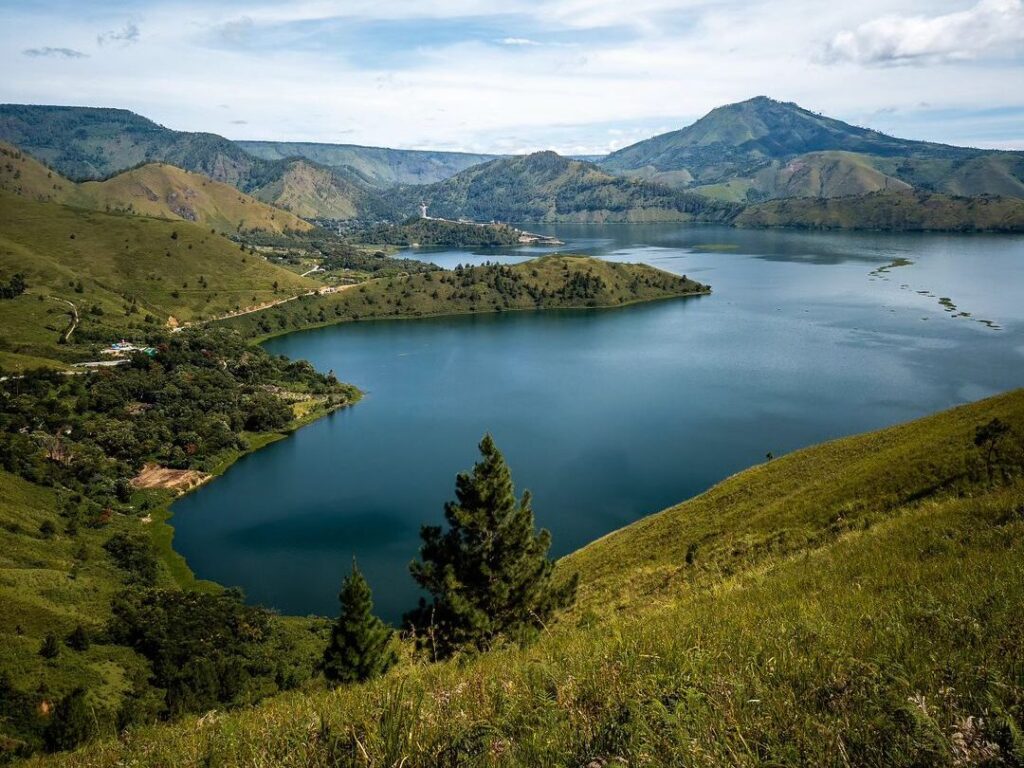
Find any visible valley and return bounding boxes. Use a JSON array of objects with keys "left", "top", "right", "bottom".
[{"left": 2, "top": 91, "right": 1024, "bottom": 766}]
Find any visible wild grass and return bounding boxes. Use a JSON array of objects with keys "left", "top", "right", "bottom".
[
  {"left": 0, "top": 192, "right": 315, "bottom": 367},
  {"left": 25, "top": 389, "right": 1024, "bottom": 767}
]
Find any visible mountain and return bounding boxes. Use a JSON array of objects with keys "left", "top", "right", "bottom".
[
  {"left": 0, "top": 143, "right": 311, "bottom": 234},
  {"left": 0, "top": 105, "right": 394, "bottom": 220},
  {"left": 398, "top": 151, "right": 739, "bottom": 223},
  {"left": 237, "top": 141, "right": 498, "bottom": 187},
  {"left": 602, "top": 97, "right": 1024, "bottom": 202},
  {"left": 735, "top": 189, "right": 1024, "bottom": 232},
  {"left": 247, "top": 158, "right": 396, "bottom": 220}
]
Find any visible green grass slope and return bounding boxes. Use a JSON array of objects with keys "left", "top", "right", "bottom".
[
  {"left": 236, "top": 141, "right": 498, "bottom": 187},
  {"left": 396, "top": 151, "right": 739, "bottom": 223},
  {"left": 26, "top": 390, "right": 1024, "bottom": 767},
  {"left": 0, "top": 106, "right": 396, "bottom": 221},
  {"left": 0, "top": 194, "right": 316, "bottom": 368},
  {"left": 735, "top": 190, "right": 1024, "bottom": 232},
  {"left": 1, "top": 143, "right": 312, "bottom": 234},
  {"left": 214, "top": 255, "right": 709, "bottom": 339},
  {"left": 601, "top": 97, "right": 1024, "bottom": 202}
]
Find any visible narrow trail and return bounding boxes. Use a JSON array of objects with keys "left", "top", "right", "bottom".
[
  {"left": 169, "top": 283, "right": 362, "bottom": 332},
  {"left": 48, "top": 296, "right": 79, "bottom": 342}
]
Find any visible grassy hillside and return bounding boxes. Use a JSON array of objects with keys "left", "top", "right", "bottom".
[
  {"left": 214, "top": 255, "right": 709, "bottom": 339},
  {"left": 0, "top": 106, "right": 395, "bottom": 221},
  {"left": 601, "top": 97, "right": 1024, "bottom": 203},
  {"left": 248, "top": 159, "right": 386, "bottom": 220},
  {"left": 24, "top": 389, "right": 1024, "bottom": 767},
  {"left": 735, "top": 190, "right": 1024, "bottom": 232},
  {"left": 397, "top": 151, "right": 740, "bottom": 223},
  {"left": 1, "top": 144, "right": 312, "bottom": 234},
  {"left": 0, "top": 193, "right": 315, "bottom": 369},
  {"left": 71, "top": 164, "right": 312, "bottom": 234},
  {"left": 0, "top": 332, "right": 358, "bottom": 760},
  {"left": 237, "top": 141, "right": 497, "bottom": 187}
]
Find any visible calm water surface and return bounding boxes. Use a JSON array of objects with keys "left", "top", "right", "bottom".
[{"left": 172, "top": 224, "right": 1024, "bottom": 621}]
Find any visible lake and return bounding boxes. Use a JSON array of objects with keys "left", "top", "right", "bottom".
[{"left": 171, "top": 224, "right": 1024, "bottom": 622}]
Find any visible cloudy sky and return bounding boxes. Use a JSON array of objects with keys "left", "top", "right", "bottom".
[{"left": 2, "top": 0, "right": 1022, "bottom": 154}]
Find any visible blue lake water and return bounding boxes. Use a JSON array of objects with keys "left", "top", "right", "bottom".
[{"left": 171, "top": 224, "right": 1024, "bottom": 622}]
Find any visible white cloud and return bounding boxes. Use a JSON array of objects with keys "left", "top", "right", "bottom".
[
  {"left": 823, "top": 0, "right": 1024, "bottom": 65},
  {"left": 499, "top": 37, "right": 540, "bottom": 46},
  {"left": 98, "top": 22, "right": 141, "bottom": 47},
  {"left": 22, "top": 47, "right": 88, "bottom": 58}
]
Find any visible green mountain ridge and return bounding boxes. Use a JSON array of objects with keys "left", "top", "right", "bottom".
[
  {"left": 0, "top": 105, "right": 396, "bottom": 221},
  {"left": 397, "top": 151, "right": 740, "bottom": 223},
  {"left": 237, "top": 140, "right": 499, "bottom": 187},
  {"left": 601, "top": 97, "right": 1024, "bottom": 202}
]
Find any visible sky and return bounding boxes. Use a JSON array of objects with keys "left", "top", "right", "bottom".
[{"left": 1, "top": 0, "right": 1023, "bottom": 155}]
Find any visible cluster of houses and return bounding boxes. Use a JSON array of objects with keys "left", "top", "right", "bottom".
[{"left": 101, "top": 340, "right": 157, "bottom": 357}]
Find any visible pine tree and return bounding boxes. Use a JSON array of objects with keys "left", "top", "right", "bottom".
[
  {"left": 44, "top": 687, "right": 96, "bottom": 752},
  {"left": 405, "top": 434, "right": 577, "bottom": 659},
  {"left": 322, "top": 560, "right": 397, "bottom": 684}
]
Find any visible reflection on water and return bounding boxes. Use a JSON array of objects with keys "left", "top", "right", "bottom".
[{"left": 171, "top": 225, "right": 1024, "bottom": 622}]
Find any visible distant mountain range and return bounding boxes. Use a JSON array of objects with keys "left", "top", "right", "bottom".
[
  {"left": 0, "top": 142, "right": 311, "bottom": 234},
  {"left": 600, "top": 96, "right": 1024, "bottom": 202},
  {"left": 237, "top": 141, "right": 498, "bottom": 187},
  {"left": 2, "top": 99, "right": 1023, "bottom": 230},
  {"left": 393, "top": 151, "right": 738, "bottom": 223}
]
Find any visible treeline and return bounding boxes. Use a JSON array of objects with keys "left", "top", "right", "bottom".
[
  {"left": 235, "top": 227, "right": 437, "bottom": 276},
  {"left": 0, "top": 328, "right": 355, "bottom": 759},
  {"left": 361, "top": 217, "right": 523, "bottom": 247},
  {"left": 0, "top": 329, "right": 355, "bottom": 508},
  {"left": 219, "top": 256, "right": 708, "bottom": 339},
  {"left": 0, "top": 272, "right": 27, "bottom": 299}
]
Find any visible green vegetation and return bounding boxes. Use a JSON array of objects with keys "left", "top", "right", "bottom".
[
  {"left": 0, "top": 192, "right": 315, "bottom": 369},
  {"left": 322, "top": 562, "right": 398, "bottom": 685},
  {"left": 363, "top": 217, "right": 524, "bottom": 247},
  {"left": 601, "top": 96, "right": 1024, "bottom": 202},
  {"left": 0, "top": 106, "right": 396, "bottom": 221},
  {"left": 234, "top": 227, "right": 437, "bottom": 283},
  {"left": 16, "top": 389, "right": 1023, "bottom": 767},
  {"left": 407, "top": 435, "right": 577, "bottom": 659},
  {"left": 0, "top": 330, "right": 354, "bottom": 760},
  {"left": 214, "top": 255, "right": 709, "bottom": 340},
  {"left": 0, "top": 144, "right": 312, "bottom": 235},
  {"left": 396, "top": 152, "right": 740, "bottom": 223},
  {"left": 237, "top": 140, "right": 497, "bottom": 187},
  {"left": 735, "top": 190, "right": 1024, "bottom": 232}
]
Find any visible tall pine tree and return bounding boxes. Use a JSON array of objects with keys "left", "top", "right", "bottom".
[
  {"left": 322, "top": 560, "right": 397, "bottom": 684},
  {"left": 406, "top": 434, "right": 577, "bottom": 659}
]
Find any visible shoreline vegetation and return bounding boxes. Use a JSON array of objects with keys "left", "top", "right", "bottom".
[
  {"left": 17, "top": 388, "right": 1024, "bottom": 767},
  {"left": 0, "top": 242, "right": 706, "bottom": 760}
]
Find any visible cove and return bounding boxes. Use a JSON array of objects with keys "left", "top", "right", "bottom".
[{"left": 170, "top": 224, "right": 1024, "bottom": 623}]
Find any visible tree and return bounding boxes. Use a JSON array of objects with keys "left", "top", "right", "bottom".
[
  {"left": 322, "top": 560, "right": 396, "bottom": 684},
  {"left": 975, "top": 417, "right": 1011, "bottom": 483},
  {"left": 405, "top": 434, "right": 577, "bottom": 659},
  {"left": 66, "top": 624, "right": 90, "bottom": 651},
  {"left": 44, "top": 688, "right": 97, "bottom": 753},
  {"left": 39, "top": 632, "right": 61, "bottom": 659}
]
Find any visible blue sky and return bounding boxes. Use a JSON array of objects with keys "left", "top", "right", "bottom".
[{"left": 1, "top": 0, "right": 1023, "bottom": 153}]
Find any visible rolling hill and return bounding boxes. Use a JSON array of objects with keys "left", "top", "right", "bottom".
[
  {"left": 735, "top": 189, "right": 1024, "bottom": 232},
  {"left": 0, "top": 143, "right": 312, "bottom": 234},
  {"left": 0, "top": 106, "right": 394, "bottom": 221},
  {"left": 398, "top": 151, "right": 740, "bottom": 223},
  {"left": 602, "top": 97, "right": 1024, "bottom": 202},
  {"left": 19, "top": 388, "right": 1024, "bottom": 766},
  {"left": 237, "top": 141, "right": 497, "bottom": 186},
  {"left": 0, "top": 192, "right": 316, "bottom": 368}
]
